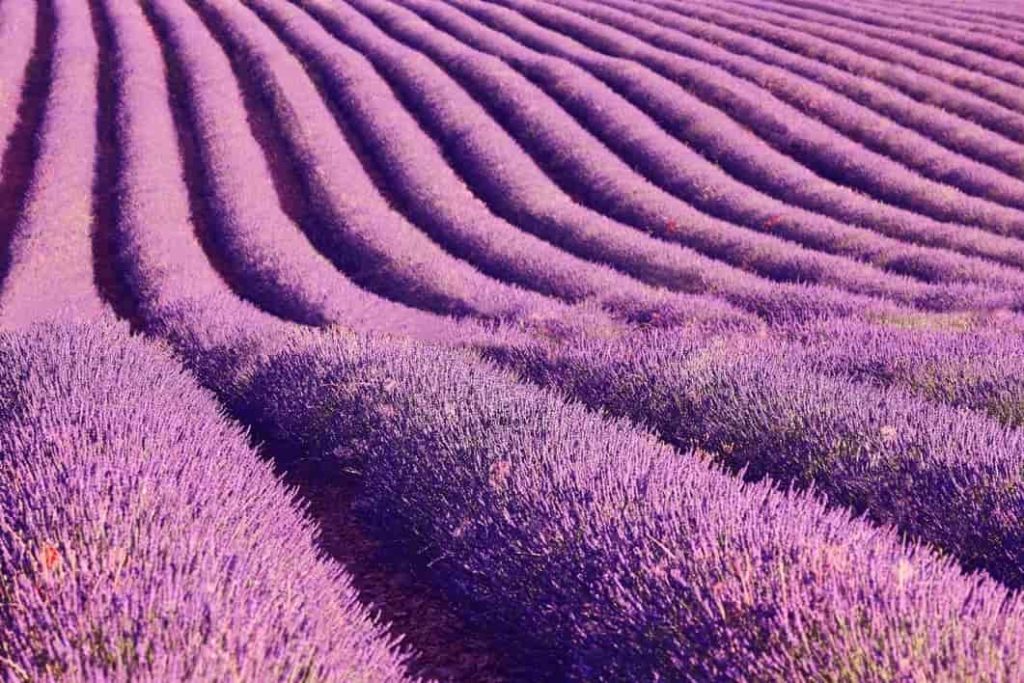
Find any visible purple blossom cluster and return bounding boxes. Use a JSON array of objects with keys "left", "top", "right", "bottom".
[
  {"left": 0, "top": 320, "right": 408, "bottom": 681},
  {"left": 476, "top": 322, "right": 1024, "bottom": 587}
]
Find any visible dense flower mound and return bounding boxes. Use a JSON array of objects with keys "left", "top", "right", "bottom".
[
  {"left": 0, "top": 320, "right": 408, "bottom": 681},
  {"left": 3, "top": 0, "right": 1024, "bottom": 679}
]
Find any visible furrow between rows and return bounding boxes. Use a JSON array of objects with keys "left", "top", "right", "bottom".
[
  {"left": 201, "top": 0, "right": 752, "bottom": 331},
  {"left": 0, "top": 0, "right": 106, "bottom": 327},
  {"left": 624, "top": 0, "right": 1024, "bottom": 181},
  {"left": 509, "top": 0, "right": 1024, "bottom": 235},
  {"left": 416, "top": 0, "right": 1024, "bottom": 288},
  {"left": 325, "top": 0, "right": 1020, "bottom": 315}
]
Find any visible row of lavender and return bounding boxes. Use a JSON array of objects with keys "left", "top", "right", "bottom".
[
  {"left": 5, "top": 0, "right": 1024, "bottom": 679},
  {"left": 134, "top": 0, "right": 1024, "bottom": 322},
  {"left": 8, "top": 0, "right": 1024, "bottom": 322}
]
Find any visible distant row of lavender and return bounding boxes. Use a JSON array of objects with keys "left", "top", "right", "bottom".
[
  {"left": 195, "top": 0, "right": 751, "bottom": 330},
  {"left": 573, "top": 0, "right": 1024, "bottom": 208},
  {"left": 905, "top": 0, "right": 1024, "bottom": 32},
  {"left": 0, "top": 0, "right": 105, "bottom": 327},
  {"left": 720, "top": 0, "right": 1024, "bottom": 114},
  {"left": 506, "top": 0, "right": 1024, "bottom": 233},
  {"left": 310, "top": 0, "right": 1023, "bottom": 313},
  {"left": 0, "top": 0, "right": 34, "bottom": 168},
  {"left": 792, "top": 0, "right": 1024, "bottom": 68},
  {"left": 453, "top": 0, "right": 1024, "bottom": 252},
  {"left": 407, "top": 0, "right": 1024, "bottom": 279},
  {"left": 148, "top": 0, "right": 562, "bottom": 326},
  {"left": 729, "top": 0, "right": 1024, "bottom": 91},
  {"left": 661, "top": 0, "right": 1024, "bottom": 148}
]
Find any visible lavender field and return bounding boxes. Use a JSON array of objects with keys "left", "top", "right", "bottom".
[{"left": 6, "top": 0, "right": 1024, "bottom": 680}]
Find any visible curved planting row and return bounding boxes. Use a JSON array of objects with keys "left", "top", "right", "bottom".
[
  {"left": 0, "top": 0, "right": 42, "bottom": 283},
  {"left": 842, "top": 0, "right": 1024, "bottom": 41},
  {"left": 408, "top": 0, "right": 1024, "bottom": 282},
  {"left": 145, "top": 0, "right": 355, "bottom": 327},
  {"left": 866, "top": 0, "right": 1024, "bottom": 18},
  {"left": 147, "top": 0, "right": 567, "bottom": 327},
  {"left": 928, "top": 11, "right": 1024, "bottom": 39},
  {"left": 192, "top": 0, "right": 753, "bottom": 331},
  {"left": 690, "top": 0, "right": 1024, "bottom": 131},
  {"left": 903, "top": 0, "right": 1024, "bottom": 23},
  {"left": 433, "top": 0, "right": 1024, "bottom": 272},
  {"left": 273, "top": 0, "right": 913, "bottom": 325},
  {"left": 489, "top": 0, "right": 1024, "bottom": 235},
  {"left": 570, "top": 0, "right": 1024, "bottom": 217},
  {"left": 0, "top": 320, "right": 408, "bottom": 681},
  {"left": 0, "top": 0, "right": 35, "bottom": 163},
  {"left": 102, "top": 0, "right": 463, "bottom": 345},
  {"left": 764, "top": 0, "right": 1024, "bottom": 75},
  {"left": 476, "top": 321, "right": 1024, "bottom": 588},
  {"left": 301, "top": 0, "right": 1022, "bottom": 314},
  {"left": 0, "top": 0, "right": 105, "bottom": 327},
  {"left": 622, "top": 0, "right": 1024, "bottom": 179},
  {"left": 723, "top": 0, "right": 1024, "bottom": 93},
  {"left": 907, "top": 2, "right": 1024, "bottom": 31},
  {"left": 898, "top": 7, "right": 1024, "bottom": 50}
]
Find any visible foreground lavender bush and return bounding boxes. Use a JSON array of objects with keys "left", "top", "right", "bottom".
[
  {"left": 0, "top": 320, "right": 408, "bottom": 681},
  {"left": 477, "top": 324, "right": 1024, "bottom": 588},
  {"left": 197, "top": 325, "right": 1024, "bottom": 681}
]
